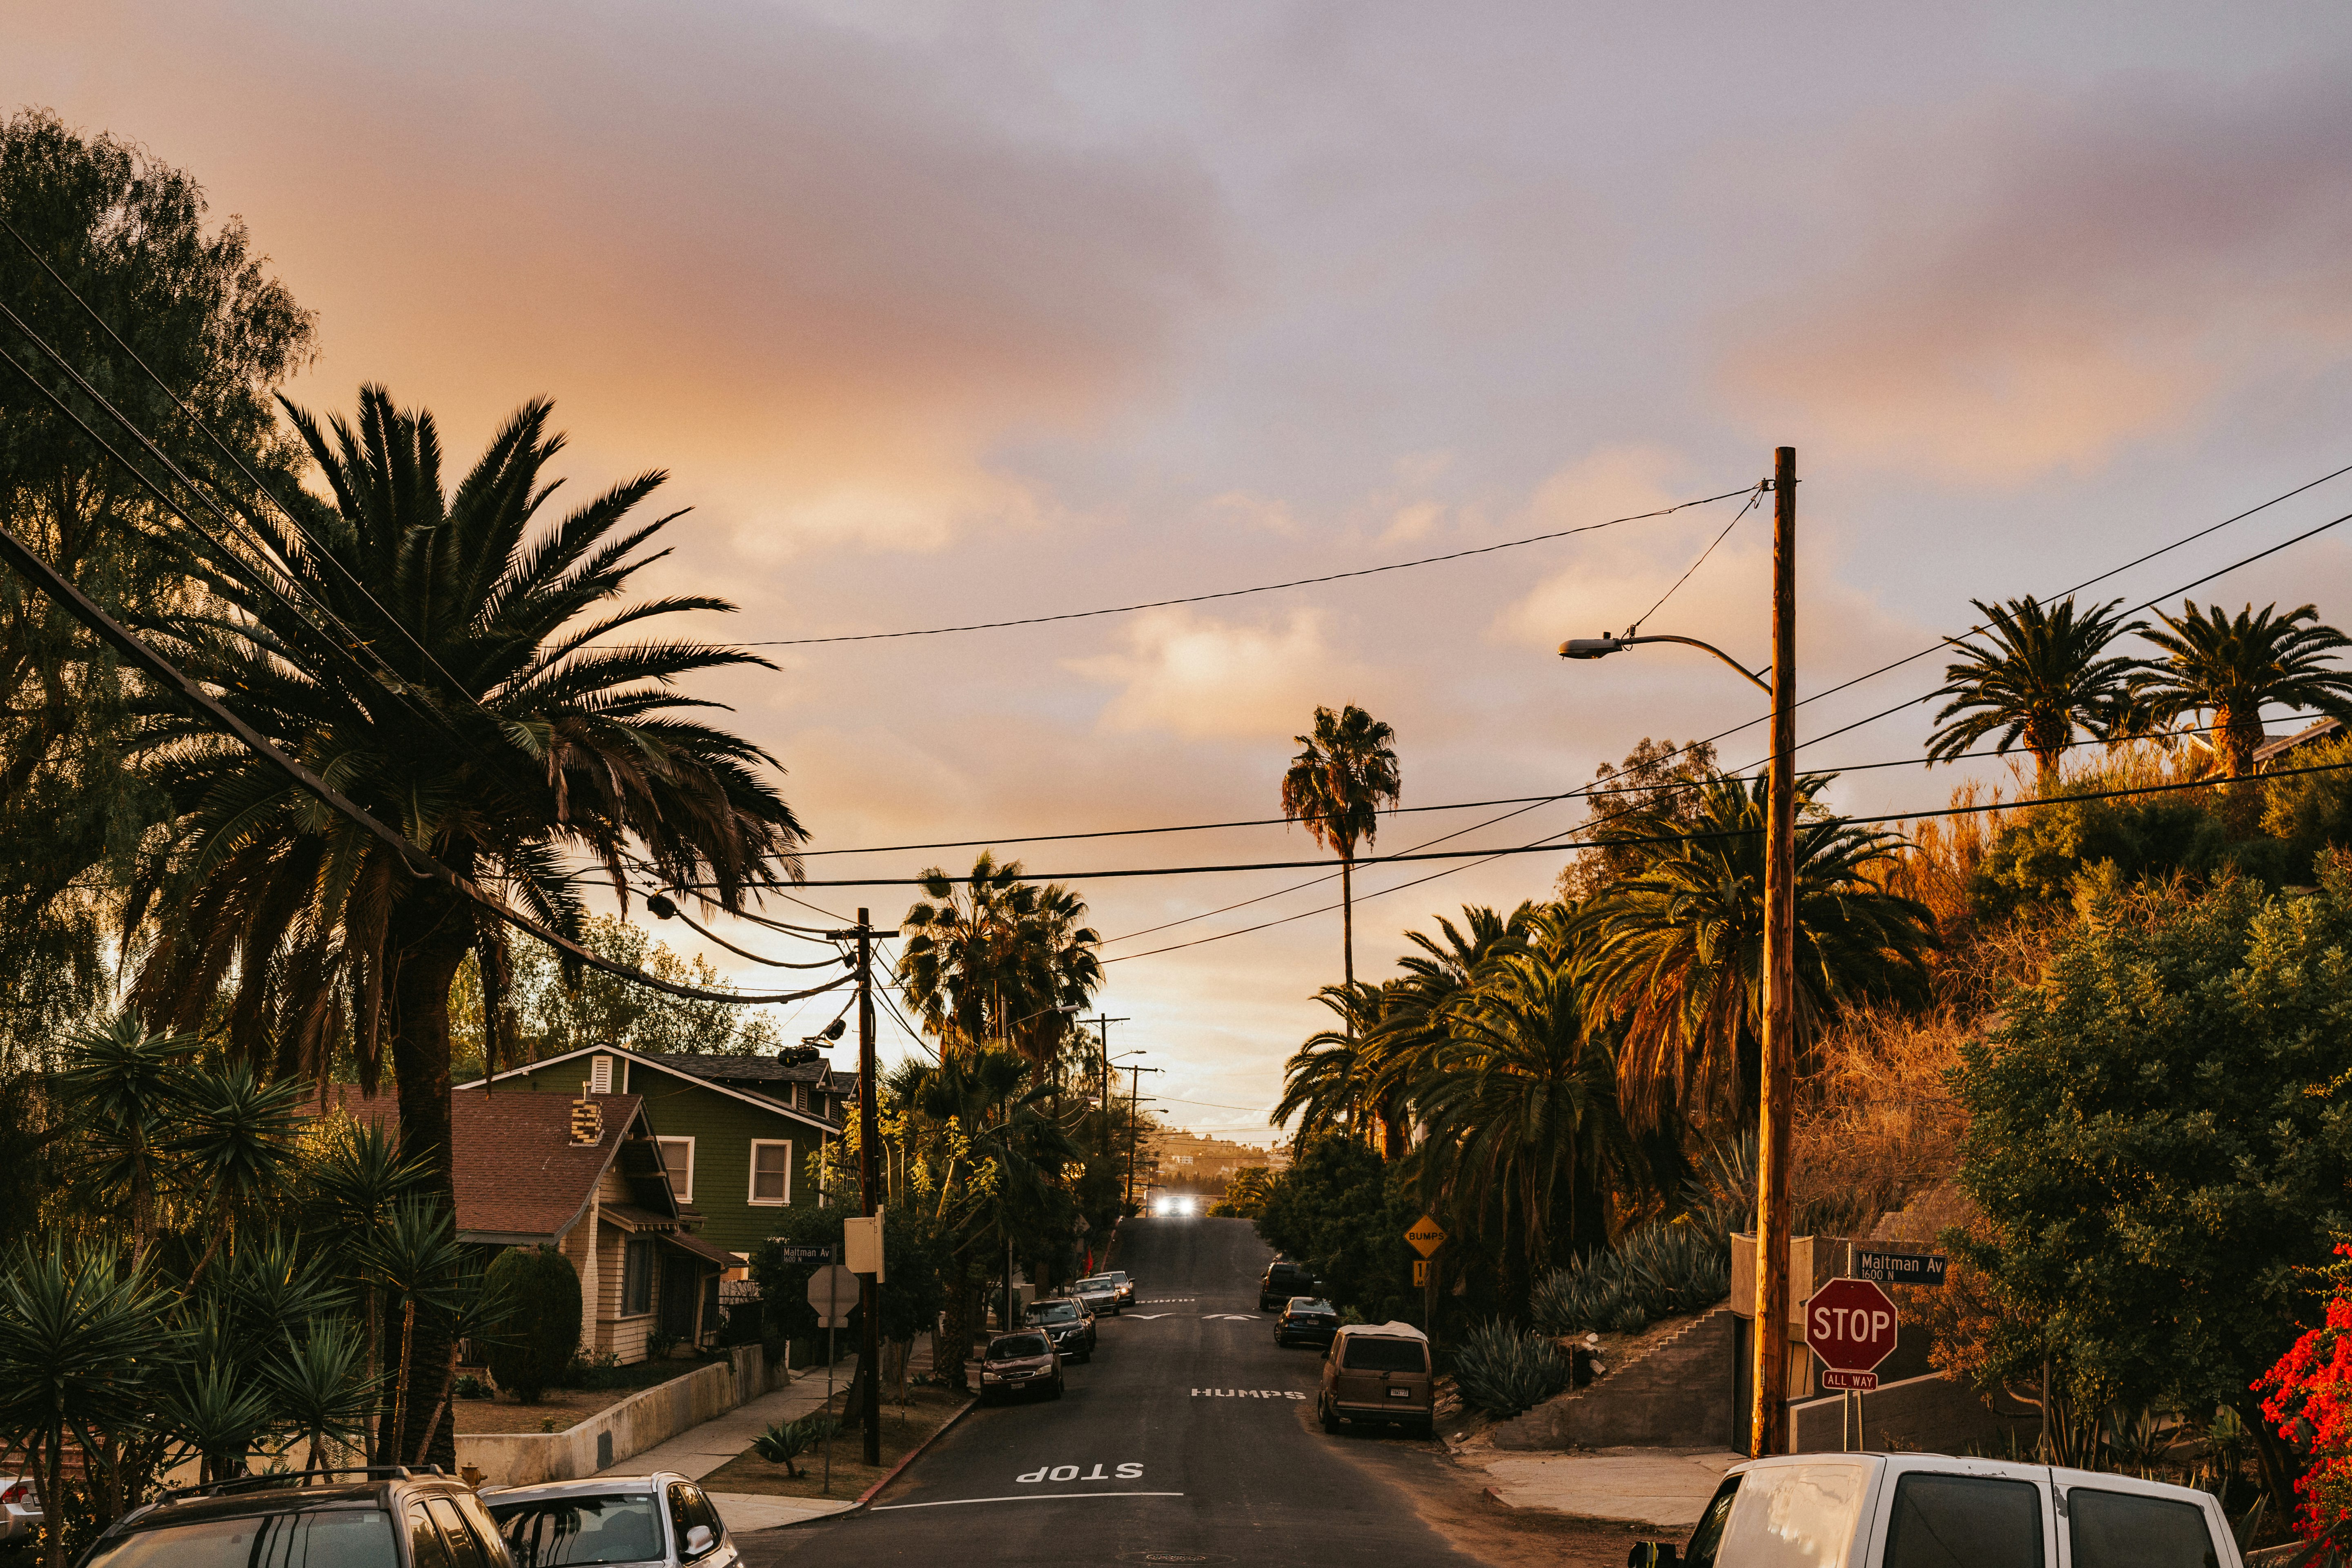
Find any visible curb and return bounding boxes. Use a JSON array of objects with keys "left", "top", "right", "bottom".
[{"left": 815, "top": 1395, "right": 977, "bottom": 1516}]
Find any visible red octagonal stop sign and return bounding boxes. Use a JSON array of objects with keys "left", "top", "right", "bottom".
[{"left": 1806, "top": 1278, "right": 1898, "bottom": 1389}]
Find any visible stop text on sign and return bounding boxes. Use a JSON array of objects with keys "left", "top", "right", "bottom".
[{"left": 1804, "top": 1277, "right": 1900, "bottom": 1387}]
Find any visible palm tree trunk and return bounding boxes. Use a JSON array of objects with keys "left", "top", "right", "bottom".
[
  {"left": 2220, "top": 700, "right": 2266, "bottom": 835},
  {"left": 388, "top": 904, "right": 469, "bottom": 1468}
]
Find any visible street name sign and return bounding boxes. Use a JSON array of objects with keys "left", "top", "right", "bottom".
[
  {"left": 1405, "top": 1215, "right": 1448, "bottom": 1258},
  {"left": 805, "top": 1264, "right": 859, "bottom": 1329},
  {"left": 770, "top": 1245, "right": 829, "bottom": 1263},
  {"left": 1853, "top": 1249, "right": 1946, "bottom": 1287},
  {"left": 1806, "top": 1277, "right": 1898, "bottom": 1391}
]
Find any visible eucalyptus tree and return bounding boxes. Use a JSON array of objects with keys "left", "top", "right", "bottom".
[
  {"left": 122, "top": 388, "right": 804, "bottom": 1460},
  {"left": 2134, "top": 601, "right": 2352, "bottom": 782},
  {"left": 1575, "top": 771, "right": 1937, "bottom": 1131},
  {"left": 1925, "top": 595, "right": 2144, "bottom": 793},
  {"left": 1281, "top": 704, "right": 1402, "bottom": 1005},
  {"left": 0, "top": 110, "right": 314, "bottom": 1066}
]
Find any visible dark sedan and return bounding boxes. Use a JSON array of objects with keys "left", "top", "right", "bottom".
[
  {"left": 978, "top": 1331, "right": 1064, "bottom": 1403},
  {"left": 1275, "top": 1296, "right": 1340, "bottom": 1348},
  {"left": 1023, "top": 1297, "right": 1097, "bottom": 1362}
]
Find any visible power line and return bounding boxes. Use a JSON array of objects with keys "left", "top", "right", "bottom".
[
  {"left": 714, "top": 485, "right": 1763, "bottom": 647},
  {"left": 1628, "top": 484, "right": 1765, "bottom": 635}
]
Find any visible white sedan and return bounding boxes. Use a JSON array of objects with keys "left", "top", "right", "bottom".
[{"left": 483, "top": 1475, "right": 738, "bottom": 1568}]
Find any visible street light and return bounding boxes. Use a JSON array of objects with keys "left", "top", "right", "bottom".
[{"left": 1559, "top": 447, "right": 1797, "bottom": 1459}]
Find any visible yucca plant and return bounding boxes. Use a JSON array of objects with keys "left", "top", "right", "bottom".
[
  {"left": 751, "top": 1411, "right": 839, "bottom": 1478},
  {"left": 1450, "top": 1320, "right": 1574, "bottom": 1417}
]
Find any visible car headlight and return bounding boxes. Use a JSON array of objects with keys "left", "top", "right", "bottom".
[{"left": 981, "top": 1370, "right": 1002, "bottom": 1381}]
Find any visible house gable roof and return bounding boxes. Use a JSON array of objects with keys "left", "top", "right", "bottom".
[
  {"left": 305, "top": 1086, "right": 672, "bottom": 1243},
  {"left": 453, "top": 1042, "right": 844, "bottom": 1137}
]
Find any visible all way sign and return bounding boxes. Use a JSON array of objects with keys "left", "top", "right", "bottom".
[{"left": 1806, "top": 1278, "right": 1898, "bottom": 1391}]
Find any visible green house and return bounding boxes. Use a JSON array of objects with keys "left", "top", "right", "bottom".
[{"left": 456, "top": 1042, "right": 851, "bottom": 1265}]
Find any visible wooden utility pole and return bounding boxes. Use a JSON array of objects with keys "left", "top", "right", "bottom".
[
  {"left": 1752, "top": 446, "right": 1797, "bottom": 1457},
  {"left": 856, "top": 908, "right": 882, "bottom": 1466},
  {"left": 1123, "top": 1062, "right": 1162, "bottom": 1214}
]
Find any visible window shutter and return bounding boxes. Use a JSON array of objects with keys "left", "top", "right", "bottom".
[{"left": 590, "top": 1055, "right": 613, "bottom": 1095}]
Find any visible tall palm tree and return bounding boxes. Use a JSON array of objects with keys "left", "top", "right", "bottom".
[
  {"left": 1281, "top": 705, "right": 1403, "bottom": 995},
  {"left": 2134, "top": 601, "right": 2352, "bottom": 780},
  {"left": 1925, "top": 595, "right": 2143, "bottom": 793},
  {"left": 1575, "top": 771, "right": 1936, "bottom": 1131},
  {"left": 898, "top": 851, "right": 1100, "bottom": 1069},
  {"left": 124, "top": 386, "right": 805, "bottom": 1462},
  {"left": 1413, "top": 911, "right": 1633, "bottom": 1305}
]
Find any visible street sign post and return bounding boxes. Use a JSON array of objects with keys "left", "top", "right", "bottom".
[
  {"left": 1805, "top": 1277, "right": 1898, "bottom": 1450},
  {"left": 1853, "top": 1249, "right": 1945, "bottom": 1287},
  {"left": 1405, "top": 1216, "right": 1447, "bottom": 1258}
]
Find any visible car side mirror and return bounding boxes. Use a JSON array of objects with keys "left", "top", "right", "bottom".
[{"left": 684, "top": 1525, "right": 714, "bottom": 1557}]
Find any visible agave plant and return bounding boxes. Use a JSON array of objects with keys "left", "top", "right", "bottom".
[{"left": 1450, "top": 1320, "right": 1574, "bottom": 1417}]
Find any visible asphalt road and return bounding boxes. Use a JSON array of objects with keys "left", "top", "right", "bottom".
[{"left": 733, "top": 1216, "right": 1633, "bottom": 1567}]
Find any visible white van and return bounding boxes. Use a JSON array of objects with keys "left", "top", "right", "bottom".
[{"left": 1654, "top": 1451, "right": 2237, "bottom": 1567}]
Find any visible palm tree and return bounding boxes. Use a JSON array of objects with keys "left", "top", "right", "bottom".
[
  {"left": 124, "top": 386, "right": 804, "bottom": 1462},
  {"left": 1413, "top": 911, "right": 1634, "bottom": 1305},
  {"left": 2134, "top": 601, "right": 2352, "bottom": 781},
  {"left": 1280, "top": 704, "right": 1401, "bottom": 1129},
  {"left": 897, "top": 851, "right": 1100, "bottom": 1069},
  {"left": 1273, "top": 981, "right": 1383, "bottom": 1144},
  {"left": 1575, "top": 771, "right": 1937, "bottom": 1132},
  {"left": 1925, "top": 595, "right": 2143, "bottom": 793},
  {"left": 1356, "top": 903, "right": 1537, "bottom": 1158}
]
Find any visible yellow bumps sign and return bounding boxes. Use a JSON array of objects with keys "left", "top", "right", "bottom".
[{"left": 1405, "top": 1215, "right": 1447, "bottom": 1257}]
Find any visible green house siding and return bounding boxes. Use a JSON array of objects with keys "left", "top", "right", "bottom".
[{"left": 499, "top": 1054, "right": 830, "bottom": 1258}]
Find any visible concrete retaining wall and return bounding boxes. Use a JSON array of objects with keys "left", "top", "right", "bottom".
[
  {"left": 1789, "top": 1370, "right": 2037, "bottom": 1455},
  {"left": 459, "top": 1344, "right": 774, "bottom": 1486},
  {"left": 1489, "top": 1308, "right": 1737, "bottom": 1451}
]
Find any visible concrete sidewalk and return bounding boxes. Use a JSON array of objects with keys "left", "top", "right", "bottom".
[
  {"left": 1452, "top": 1446, "right": 1740, "bottom": 1529},
  {"left": 595, "top": 1356, "right": 863, "bottom": 1529}
]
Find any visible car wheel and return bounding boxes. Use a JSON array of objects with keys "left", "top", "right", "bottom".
[
  {"left": 1049, "top": 1378, "right": 1065, "bottom": 1399},
  {"left": 1319, "top": 1396, "right": 1339, "bottom": 1435}
]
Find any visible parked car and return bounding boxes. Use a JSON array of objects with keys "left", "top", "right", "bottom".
[
  {"left": 485, "top": 1474, "right": 735, "bottom": 1568},
  {"left": 0, "top": 1476, "right": 36, "bottom": 1544},
  {"left": 1641, "top": 1451, "right": 2241, "bottom": 1568},
  {"left": 1274, "top": 1297, "right": 1340, "bottom": 1348},
  {"left": 76, "top": 1466, "right": 506, "bottom": 1568},
  {"left": 1102, "top": 1270, "right": 1136, "bottom": 1309},
  {"left": 1071, "top": 1275, "right": 1123, "bottom": 1316},
  {"left": 1258, "top": 1259, "right": 1318, "bottom": 1312},
  {"left": 1023, "top": 1296, "right": 1098, "bottom": 1361},
  {"left": 1317, "top": 1321, "right": 1433, "bottom": 1438},
  {"left": 978, "top": 1330, "right": 1065, "bottom": 1402}
]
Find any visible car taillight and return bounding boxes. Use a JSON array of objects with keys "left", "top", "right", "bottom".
[{"left": 1, "top": 1483, "right": 27, "bottom": 1506}]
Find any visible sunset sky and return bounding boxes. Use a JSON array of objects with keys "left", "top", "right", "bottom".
[{"left": 17, "top": 2, "right": 2352, "bottom": 1138}]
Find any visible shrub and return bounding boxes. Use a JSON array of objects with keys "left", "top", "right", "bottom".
[
  {"left": 1451, "top": 1321, "right": 1574, "bottom": 1416},
  {"left": 749, "top": 1412, "right": 839, "bottom": 1478},
  {"left": 1530, "top": 1220, "right": 1729, "bottom": 1338},
  {"left": 453, "top": 1373, "right": 490, "bottom": 1400},
  {"left": 485, "top": 1245, "right": 581, "bottom": 1404}
]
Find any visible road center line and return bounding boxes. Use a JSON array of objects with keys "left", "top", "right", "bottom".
[{"left": 870, "top": 1492, "right": 1185, "bottom": 1511}]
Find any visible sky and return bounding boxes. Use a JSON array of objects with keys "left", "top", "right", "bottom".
[{"left": 16, "top": 1, "right": 2352, "bottom": 1139}]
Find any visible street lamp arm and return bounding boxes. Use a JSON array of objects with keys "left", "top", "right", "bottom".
[{"left": 1559, "top": 633, "right": 1772, "bottom": 696}]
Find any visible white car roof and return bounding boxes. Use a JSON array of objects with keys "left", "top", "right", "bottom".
[
  {"left": 1337, "top": 1321, "right": 1428, "bottom": 1341},
  {"left": 481, "top": 1475, "right": 682, "bottom": 1502}
]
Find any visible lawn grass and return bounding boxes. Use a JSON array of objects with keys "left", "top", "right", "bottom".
[{"left": 698, "top": 1385, "right": 968, "bottom": 1501}]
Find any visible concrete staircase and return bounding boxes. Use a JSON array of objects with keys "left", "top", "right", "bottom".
[{"left": 1487, "top": 1305, "right": 1736, "bottom": 1451}]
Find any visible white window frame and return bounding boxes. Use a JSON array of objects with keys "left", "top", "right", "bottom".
[
  {"left": 748, "top": 1139, "right": 792, "bottom": 1206},
  {"left": 657, "top": 1137, "right": 695, "bottom": 1203}
]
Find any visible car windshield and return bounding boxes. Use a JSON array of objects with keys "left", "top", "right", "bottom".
[
  {"left": 1027, "top": 1303, "right": 1079, "bottom": 1324},
  {"left": 1289, "top": 1299, "right": 1335, "bottom": 1315},
  {"left": 84, "top": 1508, "right": 400, "bottom": 1568},
  {"left": 1342, "top": 1336, "right": 1428, "bottom": 1373},
  {"left": 489, "top": 1493, "right": 666, "bottom": 1568},
  {"left": 1078, "top": 1278, "right": 1111, "bottom": 1291},
  {"left": 989, "top": 1333, "right": 1051, "bottom": 1359},
  {"left": 1106, "top": 1274, "right": 1128, "bottom": 1285}
]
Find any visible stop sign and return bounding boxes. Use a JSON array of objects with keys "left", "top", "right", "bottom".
[{"left": 1806, "top": 1278, "right": 1898, "bottom": 1389}]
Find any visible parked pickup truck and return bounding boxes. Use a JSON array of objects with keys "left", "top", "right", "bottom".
[{"left": 1639, "top": 1451, "right": 2239, "bottom": 1568}]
